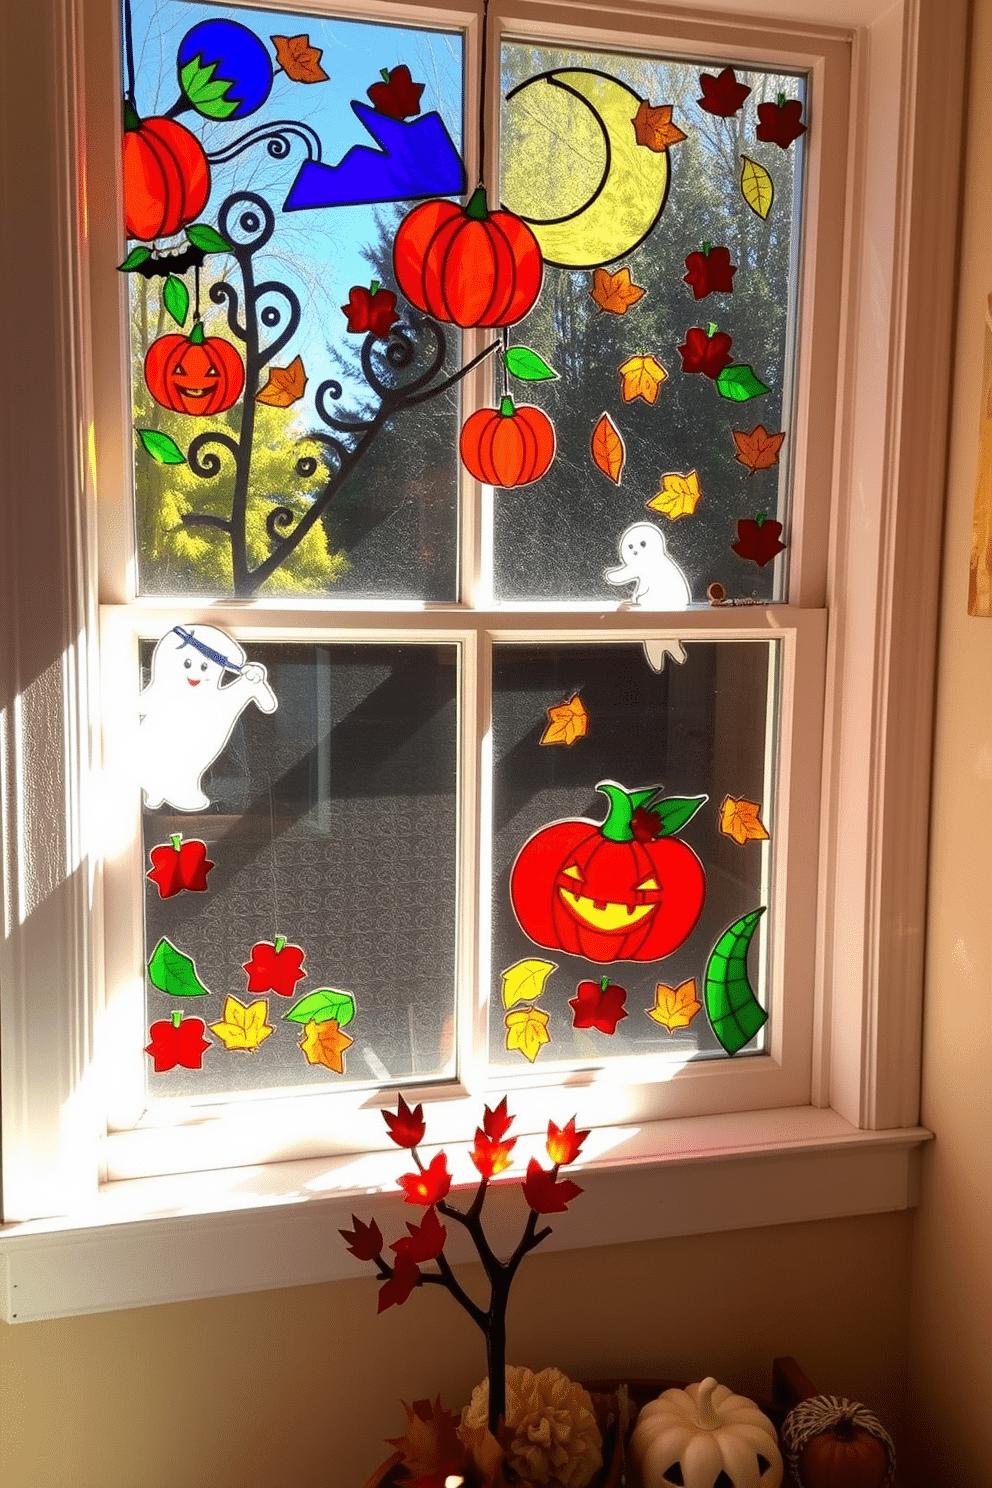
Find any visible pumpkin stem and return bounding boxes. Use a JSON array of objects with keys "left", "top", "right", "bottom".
[
  {"left": 171, "top": 1011, "right": 182, "bottom": 1029},
  {"left": 498, "top": 395, "right": 515, "bottom": 418},
  {"left": 596, "top": 781, "right": 661, "bottom": 843},
  {"left": 695, "top": 1377, "right": 721, "bottom": 1428},
  {"left": 170, "top": 834, "right": 182, "bottom": 852},
  {"left": 122, "top": 98, "right": 142, "bottom": 133},
  {"left": 189, "top": 321, "right": 205, "bottom": 346},
  {"left": 466, "top": 186, "right": 490, "bottom": 221}
]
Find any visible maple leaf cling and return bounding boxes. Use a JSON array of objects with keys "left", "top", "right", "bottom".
[
  {"left": 756, "top": 95, "right": 808, "bottom": 149},
  {"left": 618, "top": 354, "right": 667, "bottom": 404},
  {"left": 569, "top": 976, "right": 629, "bottom": 1035},
  {"left": 145, "top": 1014, "right": 210, "bottom": 1072},
  {"left": 299, "top": 1017, "right": 352, "bottom": 1072},
  {"left": 678, "top": 326, "right": 733, "bottom": 378},
  {"left": 732, "top": 512, "right": 787, "bottom": 567},
  {"left": 540, "top": 693, "right": 588, "bottom": 746},
  {"left": 647, "top": 980, "right": 703, "bottom": 1033},
  {"left": 378, "top": 1248, "right": 421, "bottom": 1312},
  {"left": 383, "top": 1093, "right": 426, "bottom": 1148},
  {"left": 719, "top": 795, "right": 770, "bottom": 844},
  {"left": 732, "top": 423, "right": 786, "bottom": 473},
  {"left": 243, "top": 937, "right": 306, "bottom": 996},
  {"left": 697, "top": 65, "right": 751, "bottom": 117},
  {"left": 683, "top": 244, "right": 737, "bottom": 299},
  {"left": 398, "top": 1151, "right": 451, "bottom": 1206},
  {"left": 367, "top": 64, "right": 425, "bottom": 119},
  {"left": 590, "top": 265, "right": 646, "bottom": 315},
  {"left": 255, "top": 354, "right": 307, "bottom": 408},
  {"left": 632, "top": 100, "right": 687, "bottom": 151},
  {"left": 470, "top": 1129, "right": 516, "bottom": 1179},
  {"left": 390, "top": 1207, "right": 447, "bottom": 1263},
  {"left": 340, "top": 1213, "right": 384, "bottom": 1260},
  {"left": 522, "top": 1158, "right": 583, "bottom": 1214},
  {"left": 341, "top": 284, "right": 400, "bottom": 338},
  {"left": 546, "top": 1117, "right": 589, "bottom": 1166},
  {"left": 146, "top": 834, "right": 214, "bottom": 897},
  {"left": 271, "top": 33, "right": 328, "bottom": 84}
]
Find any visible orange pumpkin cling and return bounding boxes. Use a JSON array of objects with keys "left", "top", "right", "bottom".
[
  {"left": 144, "top": 322, "right": 245, "bottom": 416},
  {"left": 460, "top": 396, "right": 556, "bottom": 487},
  {"left": 393, "top": 186, "right": 543, "bottom": 328},
  {"left": 122, "top": 101, "right": 210, "bottom": 242}
]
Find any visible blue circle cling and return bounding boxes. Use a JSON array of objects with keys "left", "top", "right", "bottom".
[{"left": 177, "top": 20, "right": 274, "bottom": 121}]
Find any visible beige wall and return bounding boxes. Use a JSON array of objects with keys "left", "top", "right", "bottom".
[
  {"left": 903, "top": 0, "right": 992, "bottom": 1479},
  {"left": 0, "top": 1213, "right": 911, "bottom": 1487}
]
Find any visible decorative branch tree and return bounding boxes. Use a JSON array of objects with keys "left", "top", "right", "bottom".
[{"left": 341, "top": 1094, "right": 588, "bottom": 1435}]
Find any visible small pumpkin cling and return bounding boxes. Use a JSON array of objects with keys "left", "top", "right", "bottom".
[
  {"left": 630, "top": 1376, "right": 783, "bottom": 1488},
  {"left": 510, "top": 780, "right": 706, "bottom": 964},
  {"left": 782, "top": 1395, "right": 895, "bottom": 1488},
  {"left": 460, "top": 396, "right": 555, "bottom": 487},
  {"left": 122, "top": 101, "right": 210, "bottom": 241},
  {"left": 393, "top": 186, "right": 543, "bottom": 328},
  {"left": 144, "top": 320, "right": 245, "bottom": 416}
]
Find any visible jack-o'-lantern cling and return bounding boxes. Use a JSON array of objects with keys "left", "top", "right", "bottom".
[{"left": 144, "top": 321, "right": 245, "bottom": 416}]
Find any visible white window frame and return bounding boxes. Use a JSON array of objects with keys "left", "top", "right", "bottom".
[{"left": 0, "top": 0, "right": 962, "bottom": 1320}]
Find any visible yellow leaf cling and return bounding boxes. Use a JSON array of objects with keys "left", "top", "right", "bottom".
[
  {"left": 647, "top": 979, "right": 703, "bottom": 1033},
  {"left": 256, "top": 354, "right": 308, "bottom": 408},
  {"left": 209, "top": 995, "right": 273, "bottom": 1051},
  {"left": 300, "top": 1017, "right": 353, "bottom": 1073},
  {"left": 740, "top": 156, "right": 774, "bottom": 220},
  {"left": 501, "top": 958, "right": 558, "bottom": 1009},
  {"left": 719, "top": 795, "right": 770, "bottom": 844},
  {"left": 540, "top": 693, "right": 589, "bottom": 746},
  {"left": 618, "top": 354, "right": 668, "bottom": 405},
  {"left": 646, "top": 469, "right": 702, "bottom": 520},
  {"left": 591, "top": 413, "right": 626, "bottom": 484},
  {"left": 505, "top": 1005, "right": 551, "bottom": 1062}
]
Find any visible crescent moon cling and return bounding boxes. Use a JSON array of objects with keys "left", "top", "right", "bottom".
[{"left": 501, "top": 68, "right": 672, "bottom": 269}]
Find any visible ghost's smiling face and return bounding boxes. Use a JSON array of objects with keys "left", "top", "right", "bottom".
[{"left": 178, "top": 650, "right": 221, "bottom": 690}]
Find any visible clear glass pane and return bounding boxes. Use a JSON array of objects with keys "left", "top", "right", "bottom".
[
  {"left": 496, "top": 44, "right": 805, "bottom": 603},
  {"left": 490, "top": 640, "right": 777, "bottom": 1066},
  {"left": 124, "top": 0, "right": 464, "bottom": 600},
  {"left": 141, "top": 640, "right": 458, "bottom": 1097}
]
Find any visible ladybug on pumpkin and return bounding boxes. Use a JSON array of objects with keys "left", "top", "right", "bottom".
[
  {"left": 510, "top": 780, "right": 707, "bottom": 964},
  {"left": 144, "top": 319, "right": 245, "bottom": 416}
]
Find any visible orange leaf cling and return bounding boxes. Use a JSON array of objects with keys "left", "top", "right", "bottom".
[
  {"left": 618, "top": 354, "right": 668, "bottom": 404},
  {"left": 387, "top": 1396, "right": 464, "bottom": 1478},
  {"left": 271, "top": 33, "right": 329, "bottom": 83},
  {"left": 591, "top": 413, "right": 626, "bottom": 485},
  {"left": 589, "top": 265, "right": 646, "bottom": 315},
  {"left": 398, "top": 1151, "right": 451, "bottom": 1206},
  {"left": 546, "top": 1116, "right": 589, "bottom": 1166},
  {"left": 732, "top": 423, "right": 787, "bottom": 473},
  {"left": 540, "top": 693, "right": 589, "bottom": 747},
  {"left": 255, "top": 354, "right": 308, "bottom": 407},
  {"left": 647, "top": 979, "right": 703, "bottom": 1032},
  {"left": 377, "top": 1248, "right": 421, "bottom": 1312},
  {"left": 521, "top": 1157, "right": 583, "bottom": 1214},
  {"left": 299, "top": 1016, "right": 352, "bottom": 1072},
  {"left": 632, "top": 100, "right": 688, "bottom": 152},
  {"left": 470, "top": 1129, "right": 516, "bottom": 1178},
  {"left": 718, "top": 794, "right": 770, "bottom": 844}
]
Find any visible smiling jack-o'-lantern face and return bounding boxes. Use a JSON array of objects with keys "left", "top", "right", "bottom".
[
  {"left": 144, "top": 322, "right": 245, "bottom": 416},
  {"left": 510, "top": 780, "right": 707, "bottom": 963}
]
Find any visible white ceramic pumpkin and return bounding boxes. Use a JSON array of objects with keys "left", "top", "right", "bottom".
[{"left": 630, "top": 1376, "right": 783, "bottom": 1488}]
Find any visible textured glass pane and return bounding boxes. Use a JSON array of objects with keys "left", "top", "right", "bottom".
[
  {"left": 490, "top": 641, "right": 776, "bottom": 1066},
  {"left": 125, "top": 0, "right": 463, "bottom": 600},
  {"left": 497, "top": 44, "right": 804, "bottom": 602},
  {"left": 142, "top": 642, "right": 458, "bottom": 1097}
]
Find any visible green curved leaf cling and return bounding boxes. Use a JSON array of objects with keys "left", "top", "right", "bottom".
[
  {"left": 117, "top": 246, "right": 151, "bottom": 272},
  {"left": 651, "top": 794, "right": 707, "bottom": 837},
  {"left": 148, "top": 937, "right": 210, "bottom": 997},
  {"left": 704, "top": 907, "right": 768, "bottom": 1055},
  {"left": 137, "top": 428, "right": 186, "bottom": 465},
  {"left": 505, "top": 346, "right": 558, "bottom": 382},
  {"left": 162, "top": 274, "right": 189, "bottom": 327},
  {"left": 180, "top": 57, "right": 240, "bottom": 120},
  {"left": 186, "top": 222, "right": 233, "bottom": 254},
  {"left": 283, "top": 988, "right": 356, "bottom": 1027},
  {"left": 716, "top": 364, "right": 770, "bottom": 402}
]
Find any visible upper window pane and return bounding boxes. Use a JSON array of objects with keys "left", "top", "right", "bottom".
[
  {"left": 125, "top": 0, "right": 464, "bottom": 600},
  {"left": 495, "top": 43, "right": 805, "bottom": 604}
]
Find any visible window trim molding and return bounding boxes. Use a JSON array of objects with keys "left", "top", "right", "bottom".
[{"left": 0, "top": 0, "right": 966, "bottom": 1308}]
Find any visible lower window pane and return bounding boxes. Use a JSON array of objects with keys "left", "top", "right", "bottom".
[
  {"left": 490, "top": 640, "right": 777, "bottom": 1065},
  {"left": 141, "top": 639, "right": 458, "bottom": 1097}
]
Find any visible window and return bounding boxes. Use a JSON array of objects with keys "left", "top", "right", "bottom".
[{"left": 0, "top": 0, "right": 960, "bottom": 1318}]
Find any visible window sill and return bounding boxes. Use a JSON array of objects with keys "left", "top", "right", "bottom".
[{"left": 0, "top": 1106, "right": 930, "bottom": 1322}]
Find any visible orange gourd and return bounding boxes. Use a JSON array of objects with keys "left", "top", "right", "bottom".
[
  {"left": 459, "top": 396, "right": 555, "bottom": 487},
  {"left": 144, "top": 322, "right": 245, "bottom": 416},
  {"left": 122, "top": 102, "right": 210, "bottom": 242}
]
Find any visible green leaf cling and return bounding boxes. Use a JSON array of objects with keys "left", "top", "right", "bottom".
[
  {"left": 186, "top": 222, "right": 233, "bottom": 254},
  {"left": 716, "top": 365, "right": 770, "bottom": 402},
  {"left": 704, "top": 907, "right": 768, "bottom": 1055},
  {"left": 180, "top": 56, "right": 240, "bottom": 120},
  {"left": 162, "top": 275, "right": 189, "bottom": 327},
  {"left": 651, "top": 795, "right": 707, "bottom": 837},
  {"left": 117, "top": 246, "right": 151, "bottom": 272},
  {"left": 137, "top": 429, "right": 186, "bottom": 465},
  {"left": 505, "top": 346, "right": 558, "bottom": 382},
  {"left": 147, "top": 937, "right": 210, "bottom": 997},
  {"left": 283, "top": 988, "right": 356, "bottom": 1027}
]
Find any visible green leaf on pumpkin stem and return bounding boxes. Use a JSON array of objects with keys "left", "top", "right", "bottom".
[
  {"left": 162, "top": 274, "right": 189, "bottom": 327},
  {"left": 505, "top": 346, "right": 558, "bottom": 382},
  {"left": 716, "top": 364, "right": 770, "bottom": 402},
  {"left": 117, "top": 246, "right": 151, "bottom": 272},
  {"left": 180, "top": 57, "right": 240, "bottom": 119},
  {"left": 283, "top": 988, "right": 356, "bottom": 1027},
  {"left": 137, "top": 428, "right": 186, "bottom": 466},
  {"left": 186, "top": 222, "right": 233, "bottom": 253},
  {"left": 147, "top": 937, "right": 210, "bottom": 996},
  {"left": 650, "top": 795, "right": 707, "bottom": 836}
]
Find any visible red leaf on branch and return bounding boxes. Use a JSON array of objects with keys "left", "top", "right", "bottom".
[
  {"left": 383, "top": 1093, "right": 426, "bottom": 1148},
  {"left": 470, "top": 1130, "right": 516, "bottom": 1178},
  {"left": 243, "top": 939, "right": 306, "bottom": 997},
  {"left": 483, "top": 1096, "right": 514, "bottom": 1141},
  {"left": 697, "top": 66, "right": 751, "bottom": 117},
  {"left": 366, "top": 64, "right": 425, "bottom": 120},
  {"left": 756, "top": 96, "right": 807, "bottom": 148},
  {"left": 683, "top": 245, "right": 737, "bottom": 299},
  {"left": 377, "top": 1249, "right": 421, "bottom": 1312},
  {"left": 546, "top": 1117, "right": 590, "bottom": 1167},
  {"left": 568, "top": 976, "right": 629, "bottom": 1035},
  {"left": 522, "top": 1158, "right": 583, "bottom": 1214},
  {"left": 340, "top": 1213, "right": 384, "bottom": 1261},
  {"left": 398, "top": 1152, "right": 451, "bottom": 1206},
  {"left": 391, "top": 1207, "right": 447, "bottom": 1263},
  {"left": 732, "top": 513, "right": 787, "bottom": 566},
  {"left": 678, "top": 326, "right": 733, "bottom": 378},
  {"left": 341, "top": 284, "right": 400, "bottom": 337},
  {"left": 146, "top": 835, "right": 214, "bottom": 897}
]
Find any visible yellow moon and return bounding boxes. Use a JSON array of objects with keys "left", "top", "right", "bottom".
[{"left": 501, "top": 68, "right": 671, "bottom": 269}]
